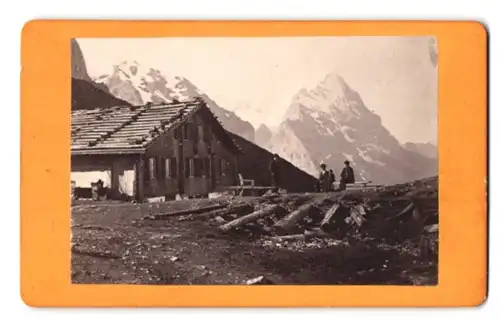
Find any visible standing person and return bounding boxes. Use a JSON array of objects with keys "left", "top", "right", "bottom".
[
  {"left": 318, "top": 162, "right": 331, "bottom": 193},
  {"left": 269, "top": 154, "right": 281, "bottom": 191},
  {"left": 328, "top": 168, "right": 336, "bottom": 191},
  {"left": 339, "top": 160, "right": 355, "bottom": 191}
]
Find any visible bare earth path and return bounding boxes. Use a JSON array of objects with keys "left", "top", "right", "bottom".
[{"left": 71, "top": 185, "right": 437, "bottom": 285}]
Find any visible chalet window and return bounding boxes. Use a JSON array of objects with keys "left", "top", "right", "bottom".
[
  {"left": 198, "top": 125, "right": 204, "bottom": 142},
  {"left": 220, "top": 158, "right": 230, "bottom": 176},
  {"left": 225, "top": 159, "right": 230, "bottom": 175},
  {"left": 190, "top": 158, "right": 195, "bottom": 177},
  {"left": 148, "top": 157, "right": 156, "bottom": 180},
  {"left": 182, "top": 158, "right": 209, "bottom": 178},
  {"left": 165, "top": 158, "right": 177, "bottom": 178},
  {"left": 165, "top": 159, "right": 171, "bottom": 178},
  {"left": 194, "top": 159, "right": 203, "bottom": 177},
  {"left": 203, "top": 157, "right": 210, "bottom": 177},
  {"left": 171, "top": 158, "right": 177, "bottom": 178},
  {"left": 185, "top": 158, "right": 195, "bottom": 178},
  {"left": 156, "top": 157, "right": 164, "bottom": 180},
  {"left": 185, "top": 158, "right": 190, "bottom": 178}
]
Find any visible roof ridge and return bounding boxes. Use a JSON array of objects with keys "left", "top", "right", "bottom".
[
  {"left": 196, "top": 103, "right": 243, "bottom": 155},
  {"left": 71, "top": 99, "right": 202, "bottom": 114},
  {"left": 139, "top": 102, "right": 200, "bottom": 148},
  {"left": 129, "top": 109, "right": 186, "bottom": 146},
  {"left": 71, "top": 99, "right": 240, "bottom": 155}
]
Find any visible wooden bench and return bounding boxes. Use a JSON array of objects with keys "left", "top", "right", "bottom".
[
  {"left": 238, "top": 173, "right": 255, "bottom": 187},
  {"left": 333, "top": 181, "right": 379, "bottom": 191},
  {"left": 225, "top": 185, "right": 276, "bottom": 197},
  {"left": 224, "top": 174, "right": 276, "bottom": 196}
]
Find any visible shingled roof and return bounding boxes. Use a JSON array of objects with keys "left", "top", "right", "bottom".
[{"left": 71, "top": 100, "right": 242, "bottom": 155}]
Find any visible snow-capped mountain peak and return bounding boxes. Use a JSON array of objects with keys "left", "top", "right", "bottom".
[
  {"left": 93, "top": 60, "right": 256, "bottom": 141},
  {"left": 268, "top": 71, "right": 437, "bottom": 184},
  {"left": 320, "top": 72, "right": 350, "bottom": 94},
  {"left": 286, "top": 73, "right": 364, "bottom": 124},
  {"left": 94, "top": 60, "right": 200, "bottom": 105}
]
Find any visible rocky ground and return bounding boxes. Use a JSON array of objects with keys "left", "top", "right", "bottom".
[{"left": 71, "top": 177, "right": 438, "bottom": 285}]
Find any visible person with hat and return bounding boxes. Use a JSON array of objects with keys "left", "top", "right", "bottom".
[
  {"left": 339, "top": 160, "right": 355, "bottom": 191},
  {"left": 328, "top": 168, "right": 336, "bottom": 191},
  {"left": 269, "top": 154, "right": 281, "bottom": 191},
  {"left": 317, "top": 162, "right": 332, "bottom": 193}
]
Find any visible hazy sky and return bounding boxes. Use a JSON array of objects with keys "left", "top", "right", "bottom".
[{"left": 78, "top": 37, "right": 437, "bottom": 144}]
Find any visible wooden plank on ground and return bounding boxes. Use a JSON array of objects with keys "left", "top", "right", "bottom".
[
  {"left": 219, "top": 204, "right": 283, "bottom": 232},
  {"left": 147, "top": 203, "right": 228, "bottom": 220},
  {"left": 273, "top": 202, "right": 314, "bottom": 234}
]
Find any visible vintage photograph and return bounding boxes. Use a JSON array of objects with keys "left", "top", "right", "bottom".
[{"left": 71, "top": 36, "right": 438, "bottom": 285}]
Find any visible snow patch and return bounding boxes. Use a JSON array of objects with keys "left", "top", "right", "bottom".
[
  {"left": 309, "top": 111, "right": 320, "bottom": 119},
  {"left": 325, "top": 127, "right": 335, "bottom": 136},
  {"left": 268, "top": 127, "right": 318, "bottom": 176},
  {"left": 135, "top": 85, "right": 151, "bottom": 103},
  {"left": 364, "top": 143, "right": 390, "bottom": 155},
  {"left": 143, "top": 75, "right": 155, "bottom": 83},
  {"left": 340, "top": 126, "right": 355, "bottom": 143},
  {"left": 356, "top": 148, "right": 385, "bottom": 166},
  {"left": 115, "top": 69, "right": 130, "bottom": 80}
]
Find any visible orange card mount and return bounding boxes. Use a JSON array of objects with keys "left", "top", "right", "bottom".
[{"left": 20, "top": 20, "right": 487, "bottom": 307}]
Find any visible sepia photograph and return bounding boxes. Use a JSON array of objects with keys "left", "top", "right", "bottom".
[{"left": 70, "top": 36, "right": 438, "bottom": 285}]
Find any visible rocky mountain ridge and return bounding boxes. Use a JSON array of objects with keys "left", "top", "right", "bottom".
[
  {"left": 266, "top": 73, "right": 437, "bottom": 185},
  {"left": 403, "top": 142, "right": 438, "bottom": 159}
]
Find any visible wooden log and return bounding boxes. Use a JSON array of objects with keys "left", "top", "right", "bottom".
[
  {"left": 147, "top": 203, "right": 228, "bottom": 220},
  {"left": 272, "top": 203, "right": 314, "bottom": 233},
  {"left": 388, "top": 201, "right": 414, "bottom": 220},
  {"left": 423, "top": 224, "right": 438, "bottom": 233},
  {"left": 245, "top": 276, "right": 275, "bottom": 285},
  {"left": 273, "top": 228, "right": 334, "bottom": 241},
  {"left": 213, "top": 216, "right": 226, "bottom": 224},
  {"left": 219, "top": 204, "right": 282, "bottom": 232},
  {"left": 179, "top": 207, "right": 228, "bottom": 221},
  {"left": 180, "top": 203, "right": 254, "bottom": 221},
  {"left": 411, "top": 203, "right": 427, "bottom": 224},
  {"left": 355, "top": 204, "right": 368, "bottom": 216},
  {"left": 304, "top": 227, "right": 334, "bottom": 239},
  {"left": 320, "top": 203, "right": 342, "bottom": 229},
  {"left": 349, "top": 205, "right": 367, "bottom": 227}
]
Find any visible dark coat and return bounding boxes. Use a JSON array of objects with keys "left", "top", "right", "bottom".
[
  {"left": 318, "top": 169, "right": 331, "bottom": 192},
  {"left": 341, "top": 166, "right": 355, "bottom": 183},
  {"left": 329, "top": 169, "right": 336, "bottom": 182},
  {"left": 269, "top": 159, "right": 280, "bottom": 185}
]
